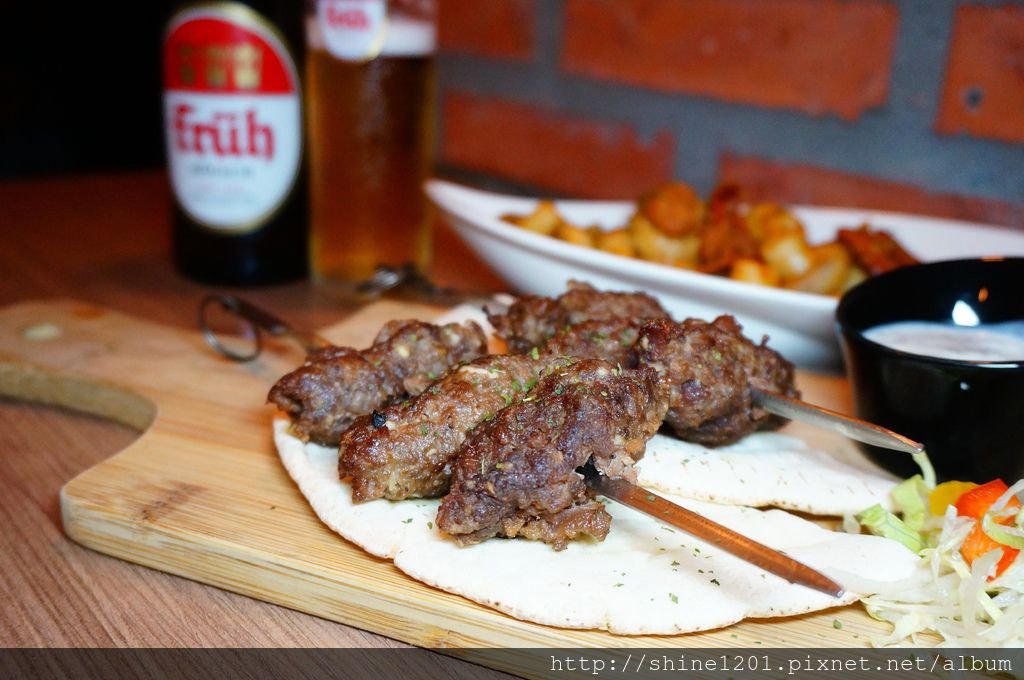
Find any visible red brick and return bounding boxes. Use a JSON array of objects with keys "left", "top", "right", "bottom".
[
  {"left": 935, "top": 5, "right": 1024, "bottom": 144},
  {"left": 561, "top": 0, "right": 898, "bottom": 121},
  {"left": 438, "top": 0, "right": 535, "bottom": 61},
  {"left": 719, "top": 153, "right": 1024, "bottom": 229},
  {"left": 440, "top": 91, "right": 675, "bottom": 197}
]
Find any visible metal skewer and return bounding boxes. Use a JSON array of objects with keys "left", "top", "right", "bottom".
[
  {"left": 578, "top": 459, "right": 846, "bottom": 598},
  {"left": 751, "top": 388, "right": 925, "bottom": 455}
]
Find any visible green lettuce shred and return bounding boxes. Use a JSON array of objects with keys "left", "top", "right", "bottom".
[
  {"left": 891, "top": 475, "right": 929, "bottom": 532},
  {"left": 857, "top": 504, "right": 925, "bottom": 553}
]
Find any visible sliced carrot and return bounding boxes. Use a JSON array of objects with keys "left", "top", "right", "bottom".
[
  {"left": 954, "top": 479, "right": 1021, "bottom": 579},
  {"left": 955, "top": 479, "right": 1019, "bottom": 520},
  {"left": 960, "top": 524, "right": 1019, "bottom": 578}
]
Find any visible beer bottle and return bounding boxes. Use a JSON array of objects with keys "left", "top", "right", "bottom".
[{"left": 163, "top": 1, "right": 309, "bottom": 285}]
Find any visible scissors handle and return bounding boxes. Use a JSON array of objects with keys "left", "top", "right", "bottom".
[{"left": 199, "top": 294, "right": 331, "bottom": 362}]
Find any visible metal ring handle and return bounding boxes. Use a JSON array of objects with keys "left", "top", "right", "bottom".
[{"left": 199, "top": 294, "right": 264, "bottom": 362}]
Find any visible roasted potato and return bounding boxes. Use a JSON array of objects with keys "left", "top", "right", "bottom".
[
  {"left": 745, "top": 203, "right": 804, "bottom": 242},
  {"left": 501, "top": 200, "right": 561, "bottom": 236},
  {"left": 639, "top": 182, "right": 704, "bottom": 237},
  {"left": 787, "top": 242, "right": 851, "bottom": 295},
  {"left": 595, "top": 228, "right": 636, "bottom": 258},
  {"left": 730, "top": 258, "right": 780, "bottom": 287},
  {"left": 629, "top": 213, "right": 700, "bottom": 266},
  {"left": 554, "top": 221, "right": 595, "bottom": 248},
  {"left": 761, "top": 232, "right": 813, "bottom": 282}
]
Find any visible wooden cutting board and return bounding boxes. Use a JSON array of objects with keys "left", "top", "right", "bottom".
[{"left": 0, "top": 299, "right": 894, "bottom": 665}]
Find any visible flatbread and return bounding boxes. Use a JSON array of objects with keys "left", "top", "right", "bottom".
[
  {"left": 637, "top": 432, "right": 897, "bottom": 515},
  {"left": 275, "top": 418, "right": 919, "bottom": 634}
]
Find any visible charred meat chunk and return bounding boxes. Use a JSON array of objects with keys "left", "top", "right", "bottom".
[
  {"left": 437, "top": 360, "right": 669, "bottom": 550},
  {"left": 488, "top": 280, "right": 669, "bottom": 354},
  {"left": 636, "top": 316, "right": 798, "bottom": 446},
  {"left": 268, "top": 320, "right": 487, "bottom": 446},
  {"left": 338, "top": 353, "right": 568, "bottom": 502},
  {"left": 837, "top": 224, "right": 919, "bottom": 276}
]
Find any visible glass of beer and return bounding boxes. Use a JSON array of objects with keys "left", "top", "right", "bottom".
[{"left": 304, "top": 0, "right": 437, "bottom": 282}]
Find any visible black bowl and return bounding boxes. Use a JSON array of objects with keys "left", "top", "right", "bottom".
[{"left": 836, "top": 258, "right": 1024, "bottom": 483}]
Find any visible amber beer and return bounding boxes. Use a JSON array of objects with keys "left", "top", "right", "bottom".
[{"left": 305, "top": 0, "right": 437, "bottom": 282}]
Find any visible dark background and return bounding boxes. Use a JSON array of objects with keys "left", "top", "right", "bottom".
[{"left": 0, "top": 4, "right": 175, "bottom": 178}]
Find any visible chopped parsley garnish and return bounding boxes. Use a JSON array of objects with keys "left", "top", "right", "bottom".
[
  {"left": 402, "top": 518, "right": 413, "bottom": 524},
  {"left": 669, "top": 593, "right": 679, "bottom": 604},
  {"left": 710, "top": 578, "right": 721, "bottom": 586},
  {"left": 530, "top": 347, "right": 540, "bottom": 360}
]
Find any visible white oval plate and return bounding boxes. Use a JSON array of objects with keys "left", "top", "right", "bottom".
[{"left": 427, "top": 179, "right": 1024, "bottom": 369}]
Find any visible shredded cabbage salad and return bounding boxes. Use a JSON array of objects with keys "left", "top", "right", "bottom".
[{"left": 850, "top": 470, "right": 1024, "bottom": 647}]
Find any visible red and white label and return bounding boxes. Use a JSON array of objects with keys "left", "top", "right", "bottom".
[
  {"left": 316, "top": 0, "right": 388, "bottom": 60},
  {"left": 163, "top": 6, "right": 301, "bottom": 232}
]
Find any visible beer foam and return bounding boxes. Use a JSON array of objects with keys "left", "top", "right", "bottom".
[{"left": 381, "top": 16, "right": 435, "bottom": 56}]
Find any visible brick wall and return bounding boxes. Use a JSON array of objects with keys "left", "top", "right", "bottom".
[{"left": 435, "top": 0, "right": 1024, "bottom": 229}]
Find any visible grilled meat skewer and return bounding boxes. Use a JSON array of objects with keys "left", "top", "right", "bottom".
[
  {"left": 338, "top": 353, "right": 573, "bottom": 502},
  {"left": 636, "top": 316, "right": 797, "bottom": 446},
  {"left": 487, "top": 280, "right": 669, "bottom": 354},
  {"left": 268, "top": 319, "right": 487, "bottom": 446},
  {"left": 437, "top": 360, "right": 669, "bottom": 550}
]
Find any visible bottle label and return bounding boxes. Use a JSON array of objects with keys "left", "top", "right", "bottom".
[
  {"left": 164, "top": 4, "right": 302, "bottom": 233},
  {"left": 316, "top": 0, "right": 389, "bottom": 61}
]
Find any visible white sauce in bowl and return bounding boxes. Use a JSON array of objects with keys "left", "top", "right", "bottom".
[{"left": 864, "top": 321, "right": 1024, "bottom": 362}]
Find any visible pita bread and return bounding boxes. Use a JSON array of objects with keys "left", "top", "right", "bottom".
[
  {"left": 636, "top": 432, "right": 897, "bottom": 515},
  {"left": 275, "top": 417, "right": 919, "bottom": 634}
]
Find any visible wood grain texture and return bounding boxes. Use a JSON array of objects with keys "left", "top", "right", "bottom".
[{"left": 0, "top": 298, "right": 900, "bottom": 669}]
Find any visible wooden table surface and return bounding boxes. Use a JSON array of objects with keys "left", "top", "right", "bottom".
[{"left": 0, "top": 171, "right": 517, "bottom": 673}]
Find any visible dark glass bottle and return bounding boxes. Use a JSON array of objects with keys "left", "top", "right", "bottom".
[{"left": 163, "top": 0, "right": 308, "bottom": 285}]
